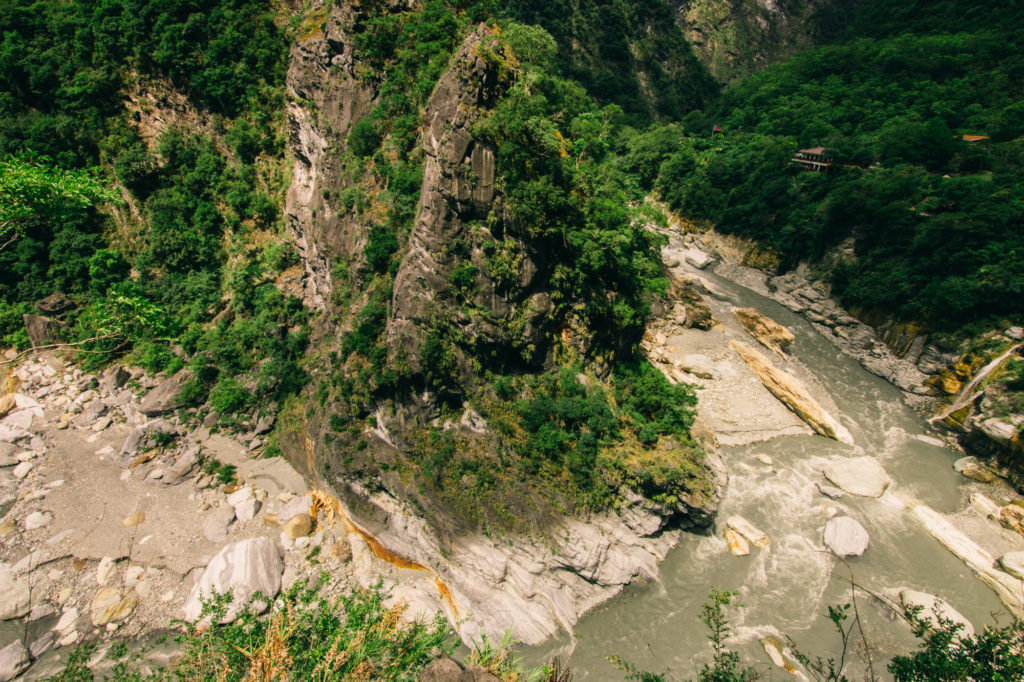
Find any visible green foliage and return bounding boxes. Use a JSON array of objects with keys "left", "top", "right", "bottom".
[
  {"left": 637, "top": 25, "right": 1024, "bottom": 331},
  {"left": 364, "top": 225, "right": 400, "bottom": 274},
  {"left": 888, "top": 605, "right": 1024, "bottom": 681},
  {"left": 0, "top": 154, "right": 117, "bottom": 250},
  {"left": 613, "top": 358, "right": 697, "bottom": 443},
  {"left": 348, "top": 118, "right": 382, "bottom": 158},
  {"left": 208, "top": 377, "right": 253, "bottom": 415},
  {"left": 171, "top": 580, "right": 451, "bottom": 680},
  {"left": 503, "top": 0, "right": 716, "bottom": 123}
]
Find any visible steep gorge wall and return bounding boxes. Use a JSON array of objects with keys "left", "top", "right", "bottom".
[{"left": 667, "top": 0, "right": 856, "bottom": 82}]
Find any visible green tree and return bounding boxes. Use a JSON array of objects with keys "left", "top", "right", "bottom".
[{"left": 0, "top": 155, "right": 117, "bottom": 251}]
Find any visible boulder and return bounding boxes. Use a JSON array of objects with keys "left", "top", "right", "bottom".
[
  {"left": 183, "top": 537, "right": 284, "bottom": 623},
  {"left": 683, "top": 247, "right": 714, "bottom": 270},
  {"left": 24, "top": 511, "right": 53, "bottom": 531},
  {"left": 679, "top": 354, "right": 717, "bottom": 380},
  {"left": 36, "top": 292, "right": 74, "bottom": 315},
  {"left": 998, "top": 551, "right": 1024, "bottom": 579},
  {"left": 0, "top": 640, "right": 28, "bottom": 682},
  {"left": 139, "top": 369, "right": 192, "bottom": 415},
  {"left": 277, "top": 495, "right": 313, "bottom": 525},
  {"left": 726, "top": 516, "right": 770, "bottom": 549},
  {"left": 283, "top": 513, "right": 313, "bottom": 540},
  {"left": 724, "top": 528, "right": 750, "bottom": 556},
  {"left": 953, "top": 456, "right": 997, "bottom": 484},
  {"left": 22, "top": 314, "right": 62, "bottom": 348},
  {"left": 978, "top": 418, "right": 1017, "bottom": 446},
  {"left": 730, "top": 340, "right": 854, "bottom": 445},
  {"left": 733, "top": 308, "right": 796, "bottom": 356},
  {"left": 823, "top": 456, "right": 890, "bottom": 498},
  {"left": 823, "top": 516, "right": 870, "bottom": 557},
  {"left": 899, "top": 589, "right": 975, "bottom": 638},
  {"left": 90, "top": 587, "right": 136, "bottom": 626},
  {"left": 0, "top": 564, "right": 30, "bottom": 620},
  {"left": 99, "top": 365, "right": 130, "bottom": 392}
]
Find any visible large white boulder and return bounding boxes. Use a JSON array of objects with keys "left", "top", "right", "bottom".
[
  {"left": 823, "top": 456, "right": 890, "bottom": 497},
  {"left": 899, "top": 589, "right": 975, "bottom": 638},
  {"left": 823, "top": 516, "right": 869, "bottom": 557},
  {"left": 998, "top": 551, "right": 1024, "bottom": 580},
  {"left": 183, "top": 537, "right": 284, "bottom": 623}
]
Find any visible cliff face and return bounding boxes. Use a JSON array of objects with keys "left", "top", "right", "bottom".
[
  {"left": 386, "top": 27, "right": 553, "bottom": 390},
  {"left": 668, "top": 0, "right": 855, "bottom": 83},
  {"left": 280, "top": 3, "right": 720, "bottom": 645},
  {"left": 284, "top": 1, "right": 380, "bottom": 311}
]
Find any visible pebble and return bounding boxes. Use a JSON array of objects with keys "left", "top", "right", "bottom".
[
  {"left": 96, "top": 557, "right": 116, "bottom": 586},
  {"left": 12, "top": 461, "right": 32, "bottom": 479},
  {"left": 755, "top": 454, "right": 773, "bottom": 465}
]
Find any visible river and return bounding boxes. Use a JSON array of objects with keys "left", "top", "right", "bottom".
[{"left": 525, "top": 260, "right": 1018, "bottom": 680}]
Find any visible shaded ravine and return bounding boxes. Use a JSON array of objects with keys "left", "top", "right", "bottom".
[{"left": 524, "top": 262, "right": 1022, "bottom": 680}]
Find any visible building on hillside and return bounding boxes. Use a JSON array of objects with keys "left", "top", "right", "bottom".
[{"left": 791, "top": 146, "right": 832, "bottom": 173}]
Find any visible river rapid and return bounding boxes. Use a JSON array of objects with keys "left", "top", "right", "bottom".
[{"left": 525, "top": 261, "right": 1020, "bottom": 680}]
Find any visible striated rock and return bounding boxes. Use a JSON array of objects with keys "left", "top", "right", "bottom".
[
  {"left": 823, "top": 457, "right": 890, "bottom": 497},
  {"left": 733, "top": 308, "right": 795, "bottom": 357},
  {"left": 0, "top": 564, "right": 30, "bottom": 620},
  {"left": 0, "top": 640, "right": 28, "bottom": 682},
  {"left": 823, "top": 516, "right": 869, "bottom": 557},
  {"left": 953, "top": 456, "right": 998, "bottom": 484},
  {"left": 183, "top": 537, "right": 284, "bottom": 623},
  {"left": 730, "top": 340, "right": 854, "bottom": 445},
  {"left": 899, "top": 589, "right": 975, "bottom": 638},
  {"left": 726, "top": 516, "right": 769, "bottom": 549},
  {"left": 911, "top": 502, "right": 1024, "bottom": 619},
  {"left": 139, "top": 368, "right": 192, "bottom": 415}
]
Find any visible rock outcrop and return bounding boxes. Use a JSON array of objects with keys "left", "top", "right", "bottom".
[
  {"left": 730, "top": 340, "right": 854, "bottom": 445},
  {"left": 733, "top": 307, "right": 795, "bottom": 357}
]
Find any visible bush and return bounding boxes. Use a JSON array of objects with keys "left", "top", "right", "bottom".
[
  {"left": 348, "top": 118, "right": 382, "bottom": 158},
  {"left": 208, "top": 377, "right": 252, "bottom": 415}
]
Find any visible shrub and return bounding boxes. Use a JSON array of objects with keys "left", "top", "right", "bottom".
[{"left": 209, "top": 377, "right": 252, "bottom": 415}]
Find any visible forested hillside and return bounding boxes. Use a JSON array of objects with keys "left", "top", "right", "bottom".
[{"left": 629, "top": 0, "right": 1024, "bottom": 332}]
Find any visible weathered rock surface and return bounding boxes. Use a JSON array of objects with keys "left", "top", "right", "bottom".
[
  {"left": 730, "top": 340, "right": 854, "bottom": 445},
  {"left": 183, "top": 537, "right": 284, "bottom": 623},
  {"left": 823, "top": 516, "right": 869, "bottom": 557},
  {"left": 0, "top": 564, "right": 30, "bottom": 620},
  {"left": 138, "top": 368, "right": 192, "bottom": 415},
  {"left": 0, "top": 639, "right": 29, "bottom": 682},
  {"left": 734, "top": 307, "right": 795, "bottom": 356},
  {"left": 823, "top": 457, "right": 890, "bottom": 497},
  {"left": 910, "top": 502, "right": 1024, "bottom": 619}
]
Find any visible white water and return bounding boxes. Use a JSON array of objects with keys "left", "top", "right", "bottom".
[{"left": 525, "top": 266, "right": 1020, "bottom": 680}]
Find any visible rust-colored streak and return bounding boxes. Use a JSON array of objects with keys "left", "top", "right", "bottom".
[
  {"left": 434, "top": 577, "right": 460, "bottom": 619},
  {"left": 308, "top": 488, "right": 460, "bottom": 616}
]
